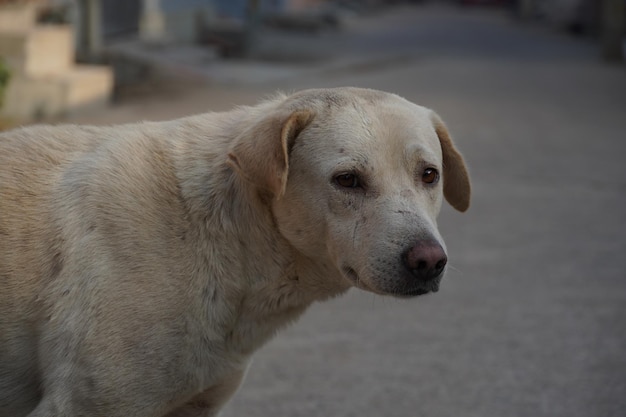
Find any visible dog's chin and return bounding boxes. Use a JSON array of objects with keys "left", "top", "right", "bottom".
[
  {"left": 341, "top": 266, "right": 439, "bottom": 298},
  {"left": 391, "top": 286, "right": 437, "bottom": 299}
]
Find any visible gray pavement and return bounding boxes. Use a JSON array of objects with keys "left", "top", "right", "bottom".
[{"left": 71, "top": 4, "right": 626, "bottom": 417}]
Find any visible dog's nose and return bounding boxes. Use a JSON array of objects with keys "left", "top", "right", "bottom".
[{"left": 402, "top": 241, "right": 447, "bottom": 281}]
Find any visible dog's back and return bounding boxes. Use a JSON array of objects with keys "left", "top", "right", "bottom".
[{"left": 0, "top": 123, "right": 190, "bottom": 414}]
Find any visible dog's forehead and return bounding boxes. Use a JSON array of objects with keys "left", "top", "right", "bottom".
[
  {"left": 324, "top": 95, "right": 442, "bottom": 157},
  {"left": 294, "top": 95, "right": 443, "bottom": 179}
]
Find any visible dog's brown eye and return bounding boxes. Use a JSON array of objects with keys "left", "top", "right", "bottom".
[
  {"left": 335, "top": 173, "right": 360, "bottom": 188},
  {"left": 422, "top": 168, "right": 439, "bottom": 184}
]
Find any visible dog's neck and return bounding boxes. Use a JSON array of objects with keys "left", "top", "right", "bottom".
[{"left": 170, "top": 114, "right": 350, "bottom": 355}]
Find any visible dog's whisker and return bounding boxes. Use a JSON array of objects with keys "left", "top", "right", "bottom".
[{"left": 446, "top": 264, "right": 463, "bottom": 275}]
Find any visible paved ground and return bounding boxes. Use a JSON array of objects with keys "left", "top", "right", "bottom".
[{"left": 70, "top": 4, "right": 626, "bottom": 417}]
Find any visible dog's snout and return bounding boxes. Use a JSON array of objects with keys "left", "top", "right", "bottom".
[{"left": 403, "top": 241, "right": 447, "bottom": 281}]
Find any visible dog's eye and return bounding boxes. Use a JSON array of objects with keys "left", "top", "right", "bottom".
[
  {"left": 335, "top": 173, "right": 361, "bottom": 189},
  {"left": 422, "top": 168, "right": 439, "bottom": 185}
]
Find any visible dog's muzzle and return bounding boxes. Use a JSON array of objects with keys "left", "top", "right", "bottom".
[
  {"left": 397, "top": 240, "right": 447, "bottom": 296},
  {"left": 403, "top": 240, "right": 447, "bottom": 281}
]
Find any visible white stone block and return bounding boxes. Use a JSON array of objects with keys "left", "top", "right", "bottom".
[
  {"left": 0, "top": 25, "right": 74, "bottom": 77},
  {"left": 1, "top": 64, "right": 113, "bottom": 121},
  {"left": 0, "top": 3, "right": 38, "bottom": 33}
]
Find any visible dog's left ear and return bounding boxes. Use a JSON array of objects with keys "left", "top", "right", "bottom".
[
  {"left": 227, "top": 109, "right": 314, "bottom": 199},
  {"left": 431, "top": 112, "right": 471, "bottom": 212}
]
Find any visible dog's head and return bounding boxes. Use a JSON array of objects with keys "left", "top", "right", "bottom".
[{"left": 228, "top": 87, "right": 470, "bottom": 297}]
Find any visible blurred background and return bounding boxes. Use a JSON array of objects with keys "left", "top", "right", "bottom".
[{"left": 1, "top": 1, "right": 625, "bottom": 416}]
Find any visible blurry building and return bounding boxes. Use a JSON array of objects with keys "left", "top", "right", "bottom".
[
  {"left": 0, "top": 0, "right": 113, "bottom": 122},
  {"left": 535, "top": 0, "right": 599, "bottom": 34},
  {"left": 52, "top": 0, "right": 331, "bottom": 46}
]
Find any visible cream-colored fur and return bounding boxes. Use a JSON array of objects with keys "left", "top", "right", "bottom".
[{"left": 0, "top": 87, "right": 470, "bottom": 417}]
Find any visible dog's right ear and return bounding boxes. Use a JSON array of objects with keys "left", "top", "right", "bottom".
[
  {"left": 431, "top": 112, "right": 471, "bottom": 212},
  {"left": 227, "top": 109, "right": 314, "bottom": 199}
]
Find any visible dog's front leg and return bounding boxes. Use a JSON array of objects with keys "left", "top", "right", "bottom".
[{"left": 164, "top": 369, "right": 246, "bottom": 417}]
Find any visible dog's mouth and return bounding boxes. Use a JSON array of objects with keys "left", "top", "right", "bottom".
[
  {"left": 402, "top": 288, "right": 431, "bottom": 296},
  {"left": 399, "top": 277, "right": 441, "bottom": 297},
  {"left": 341, "top": 266, "right": 436, "bottom": 297},
  {"left": 341, "top": 266, "right": 382, "bottom": 294},
  {"left": 342, "top": 266, "right": 359, "bottom": 283},
  {"left": 342, "top": 266, "right": 369, "bottom": 289}
]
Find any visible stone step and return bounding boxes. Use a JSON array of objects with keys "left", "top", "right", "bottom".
[
  {"left": 0, "top": 25, "right": 74, "bottom": 77},
  {"left": 1, "top": 64, "right": 113, "bottom": 121}
]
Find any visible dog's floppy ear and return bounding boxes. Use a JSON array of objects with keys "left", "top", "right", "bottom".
[
  {"left": 227, "top": 109, "right": 314, "bottom": 199},
  {"left": 431, "top": 112, "right": 471, "bottom": 212}
]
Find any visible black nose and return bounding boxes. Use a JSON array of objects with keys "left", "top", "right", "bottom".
[{"left": 402, "top": 240, "right": 447, "bottom": 281}]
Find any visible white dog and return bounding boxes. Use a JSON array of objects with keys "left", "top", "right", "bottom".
[{"left": 0, "top": 87, "right": 470, "bottom": 416}]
